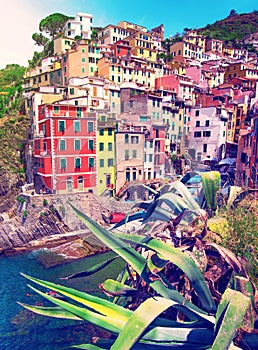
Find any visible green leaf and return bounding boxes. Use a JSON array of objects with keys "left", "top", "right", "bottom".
[
  {"left": 111, "top": 297, "right": 177, "bottom": 350},
  {"left": 17, "top": 303, "right": 81, "bottom": 320},
  {"left": 211, "top": 288, "right": 250, "bottom": 350},
  {"left": 201, "top": 171, "right": 220, "bottom": 211},
  {"left": 111, "top": 297, "right": 214, "bottom": 350},
  {"left": 68, "top": 204, "right": 214, "bottom": 314},
  {"left": 143, "top": 192, "right": 189, "bottom": 223},
  {"left": 168, "top": 180, "right": 201, "bottom": 210},
  {"left": 114, "top": 233, "right": 216, "bottom": 313},
  {"left": 69, "top": 344, "right": 107, "bottom": 349},
  {"left": 68, "top": 202, "right": 149, "bottom": 279},
  {"left": 100, "top": 279, "right": 148, "bottom": 298},
  {"left": 60, "top": 256, "right": 119, "bottom": 280},
  {"left": 21, "top": 273, "right": 131, "bottom": 322},
  {"left": 26, "top": 284, "right": 124, "bottom": 333}
]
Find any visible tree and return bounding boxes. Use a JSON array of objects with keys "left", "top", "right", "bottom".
[
  {"left": 32, "top": 33, "right": 49, "bottom": 47},
  {"left": 228, "top": 9, "right": 237, "bottom": 17},
  {"left": 39, "top": 13, "right": 71, "bottom": 39}
]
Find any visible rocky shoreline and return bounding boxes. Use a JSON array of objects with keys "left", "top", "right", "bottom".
[{"left": 0, "top": 191, "right": 133, "bottom": 265}]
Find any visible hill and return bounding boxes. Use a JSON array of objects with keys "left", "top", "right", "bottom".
[{"left": 198, "top": 11, "right": 258, "bottom": 48}]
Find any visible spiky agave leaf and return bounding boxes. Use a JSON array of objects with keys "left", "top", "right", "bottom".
[
  {"left": 211, "top": 288, "right": 251, "bottom": 350},
  {"left": 21, "top": 273, "right": 131, "bottom": 322},
  {"left": 60, "top": 256, "right": 119, "bottom": 280},
  {"left": 68, "top": 202, "right": 214, "bottom": 314},
  {"left": 26, "top": 284, "right": 124, "bottom": 333},
  {"left": 17, "top": 303, "right": 82, "bottom": 320},
  {"left": 201, "top": 171, "right": 221, "bottom": 212},
  {"left": 113, "top": 232, "right": 216, "bottom": 313},
  {"left": 111, "top": 296, "right": 214, "bottom": 350}
]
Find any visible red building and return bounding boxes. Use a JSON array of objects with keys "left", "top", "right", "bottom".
[
  {"left": 34, "top": 103, "right": 97, "bottom": 193},
  {"left": 110, "top": 39, "right": 131, "bottom": 58}
]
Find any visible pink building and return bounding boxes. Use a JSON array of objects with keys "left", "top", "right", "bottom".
[{"left": 34, "top": 103, "right": 97, "bottom": 193}]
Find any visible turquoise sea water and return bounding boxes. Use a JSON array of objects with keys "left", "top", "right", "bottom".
[{"left": 0, "top": 250, "right": 122, "bottom": 350}]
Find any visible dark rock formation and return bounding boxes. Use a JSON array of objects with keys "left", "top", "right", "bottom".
[{"left": 0, "top": 191, "right": 133, "bottom": 256}]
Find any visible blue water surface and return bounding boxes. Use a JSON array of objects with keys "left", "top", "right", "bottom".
[{"left": 0, "top": 250, "right": 122, "bottom": 350}]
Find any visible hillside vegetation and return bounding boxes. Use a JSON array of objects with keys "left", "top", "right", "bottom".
[
  {"left": 198, "top": 11, "right": 258, "bottom": 47},
  {"left": 0, "top": 64, "right": 29, "bottom": 197},
  {"left": 0, "top": 64, "right": 26, "bottom": 118}
]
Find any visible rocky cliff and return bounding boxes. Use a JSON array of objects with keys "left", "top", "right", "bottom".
[{"left": 0, "top": 191, "right": 133, "bottom": 257}]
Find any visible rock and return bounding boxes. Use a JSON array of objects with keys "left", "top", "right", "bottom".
[{"left": 0, "top": 191, "right": 134, "bottom": 256}]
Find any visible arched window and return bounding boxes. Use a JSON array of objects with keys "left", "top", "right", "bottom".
[
  {"left": 78, "top": 176, "right": 83, "bottom": 191},
  {"left": 66, "top": 177, "right": 73, "bottom": 192},
  {"left": 132, "top": 167, "right": 137, "bottom": 181},
  {"left": 126, "top": 167, "right": 130, "bottom": 182}
]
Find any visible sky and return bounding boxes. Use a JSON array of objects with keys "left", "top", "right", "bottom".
[{"left": 0, "top": 0, "right": 257, "bottom": 69}]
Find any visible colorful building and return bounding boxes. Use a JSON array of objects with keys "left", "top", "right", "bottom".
[
  {"left": 34, "top": 103, "right": 97, "bottom": 193},
  {"left": 97, "top": 112, "right": 117, "bottom": 195}
]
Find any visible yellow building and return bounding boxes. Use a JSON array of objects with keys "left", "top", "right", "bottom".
[
  {"left": 97, "top": 55, "right": 156, "bottom": 88},
  {"left": 97, "top": 113, "right": 116, "bottom": 195},
  {"left": 54, "top": 37, "right": 76, "bottom": 55},
  {"left": 170, "top": 41, "right": 205, "bottom": 61},
  {"left": 127, "top": 31, "right": 157, "bottom": 61},
  {"left": 224, "top": 62, "right": 258, "bottom": 81},
  {"left": 183, "top": 30, "right": 206, "bottom": 51}
]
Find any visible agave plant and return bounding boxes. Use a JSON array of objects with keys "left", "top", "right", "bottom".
[{"left": 19, "top": 173, "right": 258, "bottom": 349}]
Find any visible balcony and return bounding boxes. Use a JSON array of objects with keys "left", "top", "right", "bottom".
[{"left": 40, "top": 151, "right": 51, "bottom": 157}]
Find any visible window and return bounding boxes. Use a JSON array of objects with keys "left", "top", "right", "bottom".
[
  {"left": 75, "top": 158, "right": 81, "bottom": 169},
  {"left": 60, "top": 158, "right": 66, "bottom": 170},
  {"left": 99, "top": 129, "right": 104, "bottom": 136},
  {"left": 108, "top": 142, "right": 112, "bottom": 151},
  {"left": 203, "top": 144, "right": 207, "bottom": 153},
  {"left": 82, "top": 68, "right": 85, "bottom": 73},
  {"left": 82, "top": 57, "right": 86, "bottom": 63},
  {"left": 89, "top": 140, "right": 94, "bottom": 151},
  {"left": 89, "top": 157, "right": 94, "bottom": 168},
  {"left": 88, "top": 121, "right": 94, "bottom": 133},
  {"left": 131, "top": 136, "right": 139, "bottom": 144},
  {"left": 82, "top": 48, "right": 85, "bottom": 53},
  {"left": 58, "top": 120, "right": 65, "bottom": 132},
  {"left": 76, "top": 107, "right": 82, "bottom": 117},
  {"left": 149, "top": 141, "right": 153, "bottom": 148},
  {"left": 99, "top": 159, "right": 104, "bottom": 168},
  {"left": 74, "top": 139, "right": 81, "bottom": 150},
  {"left": 125, "top": 134, "right": 129, "bottom": 144},
  {"left": 203, "top": 131, "right": 211, "bottom": 137},
  {"left": 74, "top": 120, "right": 81, "bottom": 133},
  {"left": 195, "top": 110, "right": 200, "bottom": 116},
  {"left": 108, "top": 158, "right": 113, "bottom": 167},
  {"left": 132, "top": 150, "right": 137, "bottom": 158},
  {"left": 205, "top": 120, "right": 210, "bottom": 127},
  {"left": 194, "top": 131, "right": 202, "bottom": 137},
  {"left": 54, "top": 106, "right": 60, "bottom": 114},
  {"left": 70, "top": 88, "right": 74, "bottom": 95},
  {"left": 149, "top": 154, "right": 153, "bottom": 162},
  {"left": 59, "top": 139, "right": 66, "bottom": 151},
  {"left": 196, "top": 121, "right": 200, "bottom": 127},
  {"left": 108, "top": 128, "right": 112, "bottom": 136},
  {"left": 125, "top": 150, "right": 129, "bottom": 160},
  {"left": 99, "top": 142, "right": 104, "bottom": 151}
]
